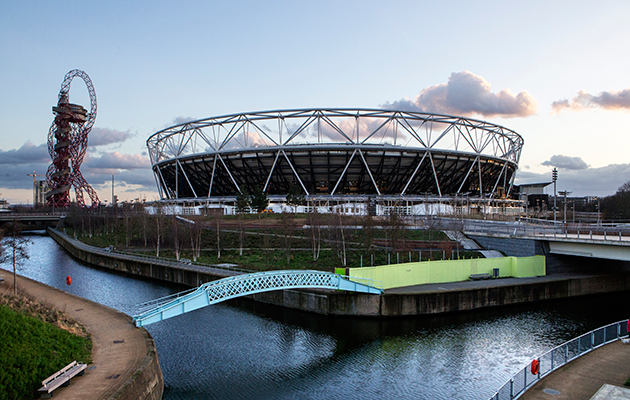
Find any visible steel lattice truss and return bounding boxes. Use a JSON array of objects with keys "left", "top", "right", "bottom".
[
  {"left": 46, "top": 69, "right": 100, "bottom": 208},
  {"left": 132, "top": 270, "right": 383, "bottom": 327},
  {"left": 147, "top": 109, "right": 524, "bottom": 200}
]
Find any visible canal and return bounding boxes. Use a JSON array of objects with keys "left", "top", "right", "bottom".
[{"left": 2, "top": 234, "right": 628, "bottom": 399}]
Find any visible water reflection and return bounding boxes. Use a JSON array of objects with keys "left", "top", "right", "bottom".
[{"left": 1, "top": 235, "right": 627, "bottom": 399}]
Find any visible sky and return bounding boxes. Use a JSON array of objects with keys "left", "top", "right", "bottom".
[{"left": 1, "top": 0, "right": 630, "bottom": 204}]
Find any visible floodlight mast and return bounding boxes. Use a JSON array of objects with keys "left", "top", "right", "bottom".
[{"left": 45, "top": 69, "right": 100, "bottom": 208}]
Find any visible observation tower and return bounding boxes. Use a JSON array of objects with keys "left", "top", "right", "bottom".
[{"left": 46, "top": 70, "right": 100, "bottom": 208}]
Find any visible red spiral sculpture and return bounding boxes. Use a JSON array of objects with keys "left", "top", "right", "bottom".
[{"left": 46, "top": 69, "right": 100, "bottom": 208}]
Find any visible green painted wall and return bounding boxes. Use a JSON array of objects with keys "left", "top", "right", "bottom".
[{"left": 346, "top": 256, "right": 545, "bottom": 289}]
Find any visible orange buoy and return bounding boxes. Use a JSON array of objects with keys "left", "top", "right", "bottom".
[
  {"left": 531, "top": 359, "right": 539, "bottom": 375},
  {"left": 66, "top": 276, "right": 71, "bottom": 285}
]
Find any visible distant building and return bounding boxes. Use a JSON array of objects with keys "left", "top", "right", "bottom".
[
  {"left": 34, "top": 179, "right": 49, "bottom": 206},
  {"left": 516, "top": 182, "right": 552, "bottom": 211}
]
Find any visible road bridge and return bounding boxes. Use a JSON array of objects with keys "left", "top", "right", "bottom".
[
  {"left": 464, "top": 219, "right": 630, "bottom": 261},
  {"left": 132, "top": 270, "right": 383, "bottom": 327},
  {"left": 0, "top": 213, "right": 65, "bottom": 230}
]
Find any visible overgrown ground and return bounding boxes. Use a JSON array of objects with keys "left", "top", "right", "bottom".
[
  {"left": 65, "top": 211, "right": 482, "bottom": 271},
  {"left": 0, "top": 288, "right": 92, "bottom": 400}
]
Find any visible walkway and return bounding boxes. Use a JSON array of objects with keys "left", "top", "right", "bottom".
[
  {"left": 0, "top": 272, "right": 162, "bottom": 400},
  {"left": 385, "top": 272, "right": 601, "bottom": 294},
  {"left": 520, "top": 340, "right": 630, "bottom": 400}
]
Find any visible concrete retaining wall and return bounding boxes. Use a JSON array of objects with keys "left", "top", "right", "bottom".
[
  {"left": 48, "top": 228, "right": 630, "bottom": 318},
  {"left": 108, "top": 329, "right": 163, "bottom": 400}
]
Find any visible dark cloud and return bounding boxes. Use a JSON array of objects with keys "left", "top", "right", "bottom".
[
  {"left": 552, "top": 89, "right": 630, "bottom": 113},
  {"left": 382, "top": 71, "right": 538, "bottom": 118},
  {"left": 88, "top": 168, "right": 155, "bottom": 189},
  {"left": 515, "top": 163, "right": 630, "bottom": 197},
  {"left": 88, "top": 127, "right": 133, "bottom": 146},
  {"left": 0, "top": 142, "right": 49, "bottom": 165},
  {"left": 541, "top": 155, "right": 589, "bottom": 170},
  {"left": 84, "top": 152, "right": 150, "bottom": 170}
]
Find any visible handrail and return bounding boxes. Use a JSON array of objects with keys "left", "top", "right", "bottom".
[
  {"left": 50, "top": 228, "right": 253, "bottom": 274},
  {"left": 488, "top": 319, "right": 629, "bottom": 400}
]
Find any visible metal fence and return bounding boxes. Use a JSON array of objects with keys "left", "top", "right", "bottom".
[
  {"left": 52, "top": 228, "right": 253, "bottom": 275},
  {"left": 489, "top": 319, "right": 629, "bottom": 400}
]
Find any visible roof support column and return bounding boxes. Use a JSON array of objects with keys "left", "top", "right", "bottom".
[{"left": 331, "top": 149, "right": 357, "bottom": 195}]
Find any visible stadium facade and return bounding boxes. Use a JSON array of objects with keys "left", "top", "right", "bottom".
[{"left": 147, "top": 109, "right": 524, "bottom": 215}]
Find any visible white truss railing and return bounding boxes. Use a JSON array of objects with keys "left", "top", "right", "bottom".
[
  {"left": 132, "top": 270, "right": 383, "bottom": 327},
  {"left": 147, "top": 108, "right": 524, "bottom": 165}
]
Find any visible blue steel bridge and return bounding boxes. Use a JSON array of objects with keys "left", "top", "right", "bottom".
[{"left": 132, "top": 270, "right": 383, "bottom": 327}]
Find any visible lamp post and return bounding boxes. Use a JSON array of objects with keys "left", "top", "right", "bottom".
[
  {"left": 597, "top": 197, "right": 601, "bottom": 226},
  {"left": 552, "top": 168, "right": 558, "bottom": 222},
  {"left": 558, "top": 190, "right": 572, "bottom": 232}
]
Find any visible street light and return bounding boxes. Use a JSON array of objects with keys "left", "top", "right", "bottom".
[
  {"left": 558, "top": 190, "right": 572, "bottom": 231},
  {"left": 552, "top": 168, "right": 558, "bottom": 222}
]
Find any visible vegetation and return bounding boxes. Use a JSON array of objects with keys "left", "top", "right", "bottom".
[
  {"left": 0, "top": 291, "right": 91, "bottom": 400},
  {"left": 63, "top": 206, "right": 479, "bottom": 272},
  {"left": 601, "top": 180, "right": 630, "bottom": 220},
  {"left": 0, "top": 222, "right": 32, "bottom": 294}
]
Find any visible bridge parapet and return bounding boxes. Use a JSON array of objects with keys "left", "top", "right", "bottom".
[{"left": 133, "top": 270, "right": 382, "bottom": 327}]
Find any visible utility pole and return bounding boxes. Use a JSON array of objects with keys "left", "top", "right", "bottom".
[
  {"left": 558, "top": 190, "right": 572, "bottom": 231},
  {"left": 552, "top": 168, "right": 558, "bottom": 222}
]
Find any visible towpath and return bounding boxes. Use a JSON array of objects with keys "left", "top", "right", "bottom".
[{"left": 0, "top": 272, "right": 161, "bottom": 400}]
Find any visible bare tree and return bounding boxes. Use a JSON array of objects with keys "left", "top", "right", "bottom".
[
  {"left": 152, "top": 203, "right": 166, "bottom": 257},
  {"left": 279, "top": 212, "right": 295, "bottom": 265},
  {"left": 188, "top": 217, "right": 203, "bottom": 261},
  {"left": 1, "top": 222, "right": 32, "bottom": 295},
  {"left": 307, "top": 208, "right": 322, "bottom": 261},
  {"left": 329, "top": 210, "right": 347, "bottom": 267},
  {"left": 170, "top": 216, "right": 182, "bottom": 260},
  {"left": 213, "top": 206, "right": 223, "bottom": 259},
  {"left": 134, "top": 202, "right": 149, "bottom": 247},
  {"left": 235, "top": 190, "right": 250, "bottom": 256},
  {"left": 122, "top": 203, "right": 134, "bottom": 247}
]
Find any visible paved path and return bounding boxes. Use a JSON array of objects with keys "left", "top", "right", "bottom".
[
  {"left": 385, "top": 272, "right": 601, "bottom": 294},
  {"left": 0, "top": 272, "right": 152, "bottom": 400},
  {"left": 520, "top": 340, "right": 630, "bottom": 400}
]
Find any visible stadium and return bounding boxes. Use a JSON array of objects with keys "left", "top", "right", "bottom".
[{"left": 146, "top": 108, "right": 524, "bottom": 215}]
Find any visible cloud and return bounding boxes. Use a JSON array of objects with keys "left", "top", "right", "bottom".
[
  {"left": 171, "top": 116, "right": 197, "bottom": 126},
  {"left": 0, "top": 141, "right": 49, "bottom": 165},
  {"left": 382, "top": 71, "right": 538, "bottom": 118},
  {"left": 541, "top": 155, "right": 589, "bottom": 170},
  {"left": 84, "top": 152, "right": 151, "bottom": 170},
  {"left": 552, "top": 88, "right": 630, "bottom": 113},
  {"left": 516, "top": 163, "right": 630, "bottom": 197},
  {"left": 88, "top": 127, "right": 134, "bottom": 146}
]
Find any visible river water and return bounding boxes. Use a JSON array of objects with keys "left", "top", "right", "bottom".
[{"left": 2, "top": 234, "right": 628, "bottom": 400}]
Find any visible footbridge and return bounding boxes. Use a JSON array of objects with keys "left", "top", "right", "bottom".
[
  {"left": 133, "top": 270, "right": 383, "bottom": 327},
  {"left": 0, "top": 213, "right": 65, "bottom": 229}
]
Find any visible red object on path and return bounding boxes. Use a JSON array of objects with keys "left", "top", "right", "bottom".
[
  {"left": 531, "top": 359, "right": 539, "bottom": 375},
  {"left": 66, "top": 276, "right": 71, "bottom": 285}
]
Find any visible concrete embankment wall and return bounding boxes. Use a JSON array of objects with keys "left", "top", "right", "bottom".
[
  {"left": 49, "top": 228, "right": 630, "bottom": 317},
  {"left": 108, "top": 328, "right": 163, "bottom": 400},
  {"left": 48, "top": 228, "right": 231, "bottom": 286}
]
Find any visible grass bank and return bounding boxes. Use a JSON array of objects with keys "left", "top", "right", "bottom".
[{"left": 0, "top": 289, "right": 92, "bottom": 400}]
